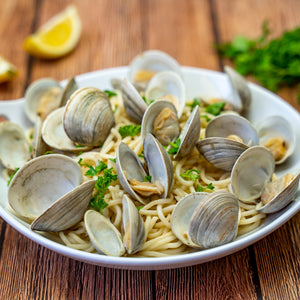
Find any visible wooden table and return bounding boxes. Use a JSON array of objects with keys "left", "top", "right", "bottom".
[{"left": 0, "top": 0, "right": 299, "bottom": 299}]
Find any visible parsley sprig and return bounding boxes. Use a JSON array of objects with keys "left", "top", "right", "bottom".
[
  {"left": 217, "top": 21, "right": 300, "bottom": 93},
  {"left": 78, "top": 159, "right": 107, "bottom": 176},
  {"left": 205, "top": 102, "right": 226, "bottom": 116},
  {"left": 180, "top": 169, "right": 201, "bottom": 181},
  {"left": 196, "top": 183, "right": 215, "bottom": 192},
  {"left": 7, "top": 168, "right": 19, "bottom": 186},
  {"left": 118, "top": 125, "right": 141, "bottom": 138},
  {"left": 168, "top": 138, "right": 181, "bottom": 155},
  {"left": 104, "top": 90, "right": 117, "bottom": 98}
]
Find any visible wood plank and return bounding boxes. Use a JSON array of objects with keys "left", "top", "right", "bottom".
[
  {"left": 215, "top": 0, "right": 300, "bottom": 110},
  {"left": 0, "top": 0, "right": 35, "bottom": 100}
]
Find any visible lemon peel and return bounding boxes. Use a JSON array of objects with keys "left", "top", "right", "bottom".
[
  {"left": 24, "top": 5, "right": 81, "bottom": 59},
  {"left": 0, "top": 56, "right": 18, "bottom": 83}
]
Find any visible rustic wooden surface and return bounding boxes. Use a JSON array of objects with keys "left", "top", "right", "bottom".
[{"left": 0, "top": 0, "right": 299, "bottom": 299}]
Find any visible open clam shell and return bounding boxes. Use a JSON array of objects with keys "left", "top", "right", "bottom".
[
  {"left": 42, "top": 107, "right": 91, "bottom": 152},
  {"left": 116, "top": 142, "right": 148, "bottom": 204},
  {"left": 128, "top": 50, "right": 182, "bottom": 91},
  {"left": 122, "top": 195, "right": 145, "bottom": 254},
  {"left": 257, "top": 171, "right": 300, "bottom": 214},
  {"left": 145, "top": 71, "right": 186, "bottom": 117},
  {"left": 8, "top": 154, "right": 84, "bottom": 223},
  {"left": 230, "top": 146, "right": 275, "bottom": 203},
  {"left": 141, "top": 100, "right": 180, "bottom": 147},
  {"left": 25, "top": 78, "right": 63, "bottom": 122},
  {"left": 171, "top": 192, "right": 209, "bottom": 247},
  {"left": 174, "top": 105, "right": 201, "bottom": 160},
  {"left": 188, "top": 191, "right": 239, "bottom": 249},
  {"left": 143, "top": 133, "right": 174, "bottom": 198},
  {"left": 119, "top": 78, "right": 147, "bottom": 123},
  {"left": 256, "top": 115, "right": 295, "bottom": 165},
  {"left": 59, "top": 77, "right": 78, "bottom": 107},
  {"left": 63, "top": 87, "right": 115, "bottom": 147},
  {"left": 224, "top": 66, "right": 251, "bottom": 115},
  {"left": 196, "top": 137, "right": 248, "bottom": 171},
  {"left": 32, "top": 116, "right": 49, "bottom": 158},
  {"left": 84, "top": 210, "right": 125, "bottom": 257},
  {"left": 0, "top": 121, "right": 30, "bottom": 170},
  {"left": 205, "top": 114, "right": 259, "bottom": 147}
]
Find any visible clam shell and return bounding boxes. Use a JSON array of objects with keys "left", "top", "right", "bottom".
[
  {"left": 188, "top": 191, "right": 239, "bottom": 249},
  {"left": 60, "top": 77, "right": 78, "bottom": 107},
  {"left": 8, "top": 154, "right": 83, "bottom": 221},
  {"left": 230, "top": 146, "right": 275, "bottom": 202},
  {"left": 32, "top": 116, "right": 49, "bottom": 158},
  {"left": 143, "top": 133, "right": 174, "bottom": 198},
  {"left": 174, "top": 105, "right": 201, "bottom": 160},
  {"left": 196, "top": 137, "right": 248, "bottom": 171},
  {"left": 256, "top": 115, "right": 295, "bottom": 165},
  {"left": 42, "top": 107, "right": 91, "bottom": 152},
  {"left": 205, "top": 114, "right": 258, "bottom": 147},
  {"left": 25, "top": 78, "right": 63, "bottom": 123},
  {"left": 84, "top": 210, "right": 125, "bottom": 257},
  {"left": 122, "top": 195, "right": 145, "bottom": 254},
  {"left": 128, "top": 50, "right": 182, "bottom": 89},
  {"left": 0, "top": 121, "right": 30, "bottom": 170},
  {"left": 116, "top": 142, "right": 148, "bottom": 204},
  {"left": 171, "top": 192, "right": 209, "bottom": 247},
  {"left": 257, "top": 171, "right": 300, "bottom": 214},
  {"left": 224, "top": 66, "right": 251, "bottom": 115},
  {"left": 31, "top": 179, "right": 95, "bottom": 232},
  {"left": 63, "top": 87, "right": 115, "bottom": 147},
  {"left": 141, "top": 100, "right": 180, "bottom": 147},
  {"left": 145, "top": 71, "right": 186, "bottom": 117}
]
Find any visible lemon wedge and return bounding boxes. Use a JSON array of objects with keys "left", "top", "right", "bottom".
[
  {"left": 24, "top": 5, "right": 81, "bottom": 59},
  {"left": 0, "top": 56, "right": 18, "bottom": 83}
]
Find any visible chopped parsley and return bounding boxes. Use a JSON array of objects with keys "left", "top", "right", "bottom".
[
  {"left": 109, "top": 158, "right": 116, "bottom": 163},
  {"left": 180, "top": 169, "right": 201, "bottom": 181},
  {"left": 217, "top": 21, "right": 300, "bottom": 93},
  {"left": 168, "top": 137, "right": 181, "bottom": 155},
  {"left": 89, "top": 164, "right": 118, "bottom": 213},
  {"left": 75, "top": 144, "right": 84, "bottom": 148},
  {"left": 201, "top": 115, "right": 211, "bottom": 122},
  {"left": 137, "top": 206, "right": 143, "bottom": 211},
  {"left": 118, "top": 125, "right": 141, "bottom": 138},
  {"left": 196, "top": 183, "right": 215, "bottom": 192},
  {"left": 143, "top": 175, "right": 152, "bottom": 182},
  {"left": 78, "top": 159, "right": 107, "bottom": 176},
  {"left": 205, "top": 102, "right": 226, "bottom": 116},
  {"left": 29, "top": 145, "right": 33, "bottom": 153},
  {"left": 7, "top": 168, "right": 19, "bottom": 186},
  {"left": 104, "top": 90, "right": 117, "bottom": 98},
  {"left": 187, "top": 98, "right": 201, "bottom": 110},
  {"left": 138, "top": 151, "right": 144, "bottom": 158},
  {"left": 43, "top": 151, "right": 54, "bottom": 155}
]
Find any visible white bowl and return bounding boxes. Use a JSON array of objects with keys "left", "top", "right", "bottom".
[{"left": 0, "top": 66, "right": 299, "bottom": 270}]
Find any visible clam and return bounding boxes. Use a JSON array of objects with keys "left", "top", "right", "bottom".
[
  {"left": 25, "top": 78, "right": 63, "bottom": 122},
  {"left": 224, "top": 66, "right": 251, "bottom": 115},
  {"left": 141, "top": 100, "right": 180, "bottom": 147},
  {"left": 171, "top": 191, "right": 239, "bottom": 249},
  {"left": 196, "top": 114, "right": 258, "bottom": 171},
  {"left": 173, "top": 105, "right": 201, "bottom": 160},
  {"left": 116, "top": 134, "right": 173, "bottom": 204},
  {"left": 145, "top": 71, "right": 186, "bottom": 117},
  {"left": 128, "top": 50, "right": 182, "bottom": 91},
  {"left": 60, "top": 77, "right": 78, "bottom": 107},
  {"left": 31, "top": 116, "right": 49, "bottom": 158},
  {"left": 256, "top": 116, "right": 295, "bottom": 165},
  {"left": 0, "top": 121, "right": 30, "bottom": 170},
  {"left": 42, "top": 107, "right": 91, "bottom": 152},
  {"left": 119, "top": 78, "right": 147, "bottom": 123},
  {"left": 230, "top": 146, "right": 275, "bottom": 203},
  {"left": 63, "top": 87, "right": 115, "bottom": 147},
  {"left": 84, "top": 210, "right": 125, "bottom": 257},
  {"left": 122, "top": 195, "right": 145, "bottom": 254},
  {"left": 257, "top": 171, "right": 300, "bottom": 214},
  {"left": 8, "top": 154, "right": 95, "bottom": 231}
]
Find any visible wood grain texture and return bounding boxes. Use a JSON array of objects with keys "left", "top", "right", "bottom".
[{"left": 0, "top": 0, "right": 300, "bottom": 299}]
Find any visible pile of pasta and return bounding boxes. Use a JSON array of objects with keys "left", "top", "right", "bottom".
[{"left": 59, "top": 93, "right": 266, "bottom": 257}]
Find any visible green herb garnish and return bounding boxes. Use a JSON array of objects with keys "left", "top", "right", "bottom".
[
  {"left": 201, "top": 115, "right": 211, "bottom": 122},
  {"left": 109, "top": 158, "right": 116, "bottom": 163},
  {"left": 143, "top": 175, "right": 152, "bottom": 182},
  {"left": 118, "top": 125, "right": 141, "bottom": 138},
  {"left": 29, "top": 145, "right": 33, "bottom": 153},
  {"left": 75, "top": 144, "right": 84, "bottom": 148},
  {"left": 168, "top": 137, "right": 181, "bottom": 155},
  {"left": 7, "top": 168, "right": 19, "bottom": 186},
  {"left": 187, "top": 98, "right": 201, "bottom": 110},
  {"left": 104, "top": 90, "right": 117, "bottom": 98},
  {"left": 138, "top": 151, "right": 144, "bottom": 158},
  {"left": 78, "top": 160, "right": 108, "bottom": 177},
  {"left": 137, "top": 206, "right": 143, "bottom": 211},
  {"left": 180, "top": 169, "right": 201, "bottom": 181},
  {"left": 205, "top": 102, "right": 226, "bottom": 116},
  {"left": 217, "top": 21, "right": 300, "bottom": 92},
  {"left": 90, "top": 166, "right": 118, "bottom": 213},
  {"left": 196, "top": 183, "right": 215, "bottom": 192},
  {"left": 43, "top": 151, "right": 54, "bottom": 155}
]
